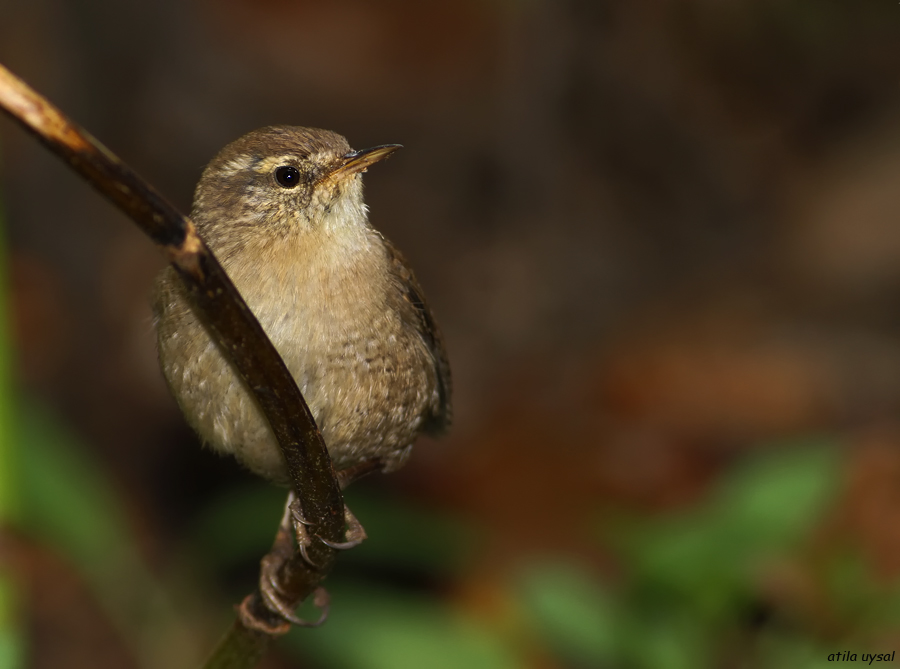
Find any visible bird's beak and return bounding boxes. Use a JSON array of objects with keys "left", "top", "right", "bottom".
[{"left": 323, "top": 144, "right": 402, "bottom": 183}]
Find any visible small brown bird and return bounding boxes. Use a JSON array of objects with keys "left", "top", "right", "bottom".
[{"left": 152, "top": 126, "right": 451, "bottom": 486}]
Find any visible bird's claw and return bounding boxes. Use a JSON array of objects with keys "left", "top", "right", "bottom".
[
  {"left": 288, "top": 491, "right": 367, "bottom": 552},
  {"left": 315, "top": 505, "right": 367, "bottom": 549},
  {"left": 257, "top": 558, "right": 330, "bottom": 629}
]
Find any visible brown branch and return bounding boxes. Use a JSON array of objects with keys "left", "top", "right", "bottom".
[{"left": 0, "top": 63, "right": 345, "bottom": 665}]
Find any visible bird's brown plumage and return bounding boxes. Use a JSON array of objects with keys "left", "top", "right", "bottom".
[{"left": 153, "top": 126, "right": 450, "bottom": 484}]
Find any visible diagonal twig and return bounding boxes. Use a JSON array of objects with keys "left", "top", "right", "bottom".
[{"left": 0, "top": 62, "right": 345, "bottom": 666}]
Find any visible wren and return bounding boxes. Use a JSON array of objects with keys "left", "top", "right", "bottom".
[{"left": 152, "top": 126, "right": 451, "bottom": 486}]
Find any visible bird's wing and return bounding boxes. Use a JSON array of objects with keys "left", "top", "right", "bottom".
[{"left": 384, "top": 239, "right": 452, "bottom": 433}]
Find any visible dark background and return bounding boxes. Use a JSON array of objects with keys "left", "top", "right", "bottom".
[{"left": 2, "top": 1, "right": 900, "bottom": 667}]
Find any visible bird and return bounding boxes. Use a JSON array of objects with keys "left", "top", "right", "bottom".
[{"left": 152, "top": 125, "right": 451, "bottom": 488}]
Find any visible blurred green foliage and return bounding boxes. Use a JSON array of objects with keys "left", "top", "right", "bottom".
[
  {"left": 14, "top": 400, "right": 198, "bottom": 668},
  {"left": 509, "top": 444, "right": 891, "bottom": 669},
  {"left": 288, "top": 582, "right": 520, "bottom": 669},
  {"left": 12, "top": 398, "right": 900, "bottom": 669},
  {"left": 617, "top": 442, "right": 840, "bottom": 618},
  {"left": 0, "top": 177, "right": 25, "bottom": 669},
  {"left": 196, "top": 440, "right": 888, "bottom": 669}
]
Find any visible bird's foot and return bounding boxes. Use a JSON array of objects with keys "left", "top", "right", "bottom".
[
  {"left": 257, "top": 558, "right": 330, "bottom": 629},
  {"left": 245, "top": 491, "right": 331, "bottom": 630},
  {"left": 316, "top": 505, "right": 367, "bottom": 549},
  {"left": 280, "top": 490, "right": 322, "bottom": 567},
  {"left": 336, "top": 458, "right": 385, "bottom": 489},
  {"left": 288, "top": 494, "right": 368, "bottom": 552}
]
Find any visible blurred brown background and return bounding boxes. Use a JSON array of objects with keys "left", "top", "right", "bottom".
[{"left": 2, "top": 1, "right": 900, "bottom": 667}]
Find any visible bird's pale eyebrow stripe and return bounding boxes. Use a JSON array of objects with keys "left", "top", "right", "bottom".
[
  {"left": 219, "top": 154, "right": 255, "bottom": 177},
  {"left": 255, "top": 155, "right": 302, "bottom": 173}
]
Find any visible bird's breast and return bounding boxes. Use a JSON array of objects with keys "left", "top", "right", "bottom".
[{"left": 221, "top": 228, "right": 399, "bottom": 371}]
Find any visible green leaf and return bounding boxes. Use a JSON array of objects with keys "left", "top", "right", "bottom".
[
  {"left": 712, "top": 441, "right": 840, "bottom": 552},
  {"left": 286, "top": 582, "right": 519, "bottom": 669},
  {"left": 0, "top": 159, "right": 24, "bottom": 669},
  {"left": 15, "top": 400, "right": 198, "bottom": 669},
  {"left": 16, "top": 402, "right": 138, "bottom": 580},
  {"left": 624, "top": 615, "right": 710, "bottom": 669},
  {"left": 514, "top": 560, "right": 617, "bottom": 665},
  {"left": 0, "top": 577, "right": 25, "bottom": 669}
]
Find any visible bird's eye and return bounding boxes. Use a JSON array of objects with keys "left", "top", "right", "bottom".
[{"left": 274, "top": 165, "right": 301, "bottom": 188}]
